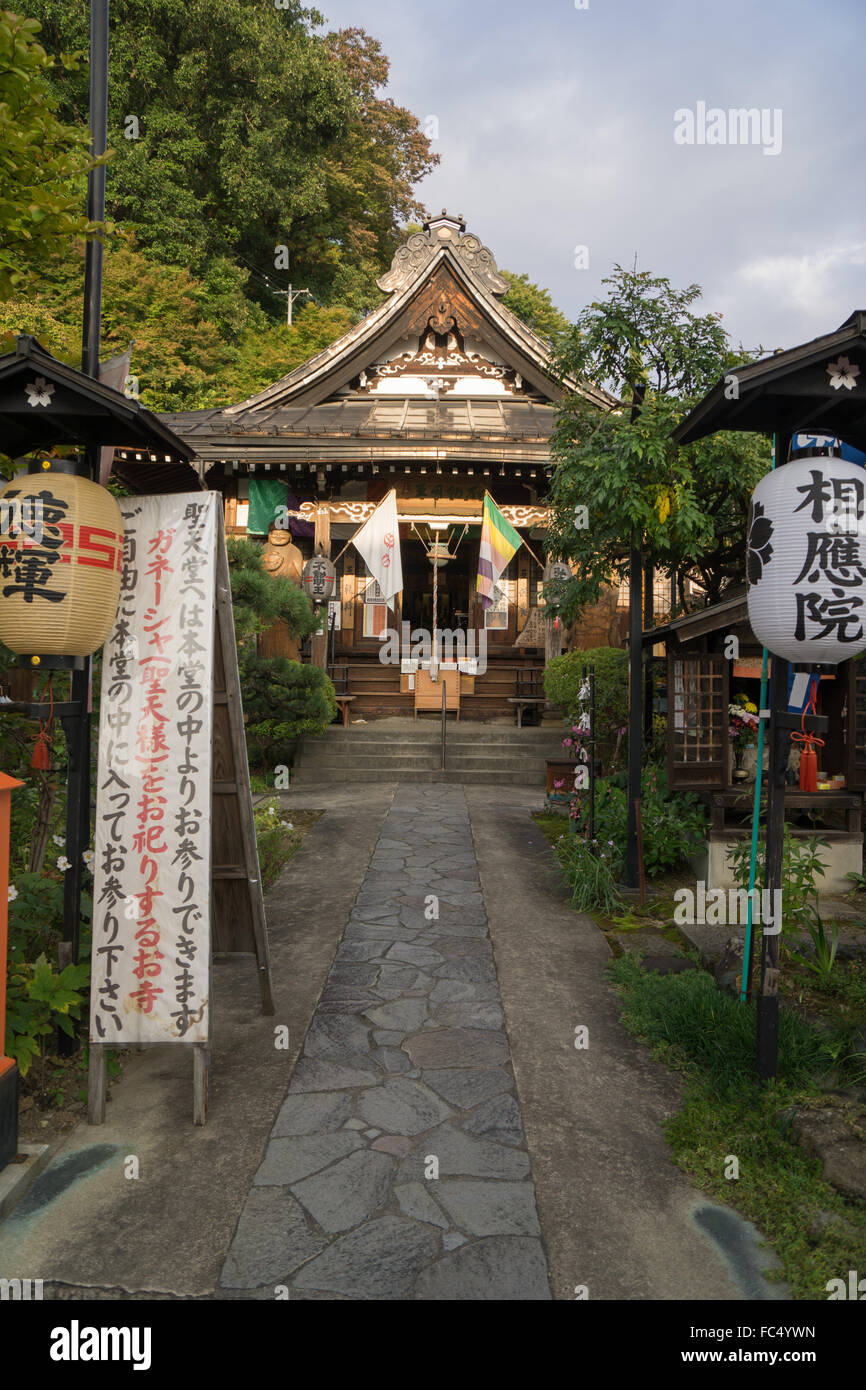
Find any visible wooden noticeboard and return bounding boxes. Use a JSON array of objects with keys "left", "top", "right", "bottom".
[{"left": 88, "top": 497, "right": 273, "bottom": 1127}]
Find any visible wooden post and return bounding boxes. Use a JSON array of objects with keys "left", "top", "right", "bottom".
[
  {"left": 193, "top": 1045, "right": 209, "bottom": 1126},
  {"left": 87, "top": 1044, "right": 106, "bottom": 1125},
  {"left": 311, "top": 506, "right": 331, "bottom": 670}
]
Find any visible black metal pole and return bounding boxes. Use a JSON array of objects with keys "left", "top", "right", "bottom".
[
  {"left": 643, "top": 560, "right": 654, "bottom": 745},
  {"left": 60, "top": 1, "right": 109, "bottom": 984},
  {"left": 624, "top": 540, "right": 643, "bottom": 888},
  {"left": 624, "top": 386, "right": 646, "bottom": 889}
]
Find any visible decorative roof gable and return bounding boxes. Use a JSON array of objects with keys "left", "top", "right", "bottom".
[{"left": 224, "top": 212, "right": 613, "bottom": 417}]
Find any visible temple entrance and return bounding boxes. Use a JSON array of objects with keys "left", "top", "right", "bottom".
[{"left": 400, "top": 537, "right": 473, "bottom": 635}]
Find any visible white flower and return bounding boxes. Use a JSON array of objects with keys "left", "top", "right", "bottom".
[
  {"left": 280, "top": 820, "right": 294, "bottom": 829},
  {"left": 25, "top": 376, "right": 54, "bottom": 408},
  {"left": 52, "top": 834, "right": 65, "bottom": 847},
  {"left": 826, "top": 356, "right": 861, "bottom": 392},
  {"left": 267, "top": 805, "right": 277, "bottom": 816},
  {"left": 56, "top": 855, "right": 71, "bottom": 872},
  {"left": 82, "top": 849, "right": 95, "bottom": 868},
  {"left": 8, "top": 885, "right": 18, "bottom": 902}
]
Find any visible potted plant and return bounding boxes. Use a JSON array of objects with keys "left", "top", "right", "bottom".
[{"left": 728, "top": 693, "right": 760, "bottom": 781}]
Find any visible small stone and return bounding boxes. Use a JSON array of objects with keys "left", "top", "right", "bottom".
[
  {"left": 386, "top": 943, "right": 445, "bottom": 967},
  {"left": 375, "top": 1047, "right": 412, "bottom": 1074},
  {"left": 343, "top": 1119, "right": 366, "bottom": 1130},
  {"left": 364, "top": 1128, "right": 381, "bottom": 1139},
  {"left": 442, "top": 1232, "right": 467, "bottom": 1250},
  {"left": 372, "top": 1134, "right": 414, "bottom": 1158}
]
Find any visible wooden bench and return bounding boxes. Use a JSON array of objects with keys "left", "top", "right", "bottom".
[
  {"left": 507, "top": 696, "right": 546, "bottom": 728},
  {"left": 334, "top": 694, "right": 356, "bottom": 727}
]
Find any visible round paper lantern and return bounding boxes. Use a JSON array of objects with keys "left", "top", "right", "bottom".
[
  {"left": 0, "top": 458, "right": 124, "bottom": 668},
  {"left": 301, "top": 551, "right": 335, "bottom": 604},
  {"left": 747, "top": 453, "right": 866, "bottom": 665}
]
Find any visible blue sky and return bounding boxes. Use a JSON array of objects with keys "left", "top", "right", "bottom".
[{"left": 317, "top": 0, "right": 865, "bottom": 356}]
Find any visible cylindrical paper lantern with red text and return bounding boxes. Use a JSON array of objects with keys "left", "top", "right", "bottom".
[{"left": 0, "top": 458, "right": 124, "bottom": 668}]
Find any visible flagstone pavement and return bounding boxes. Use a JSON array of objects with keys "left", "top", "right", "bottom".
[{"left": 219, "top": 784, "right": 552, "bottom": 1300}]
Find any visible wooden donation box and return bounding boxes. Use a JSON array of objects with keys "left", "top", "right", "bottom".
[{"left": 414, "top": 667, "right": 460, "bottom": 720}]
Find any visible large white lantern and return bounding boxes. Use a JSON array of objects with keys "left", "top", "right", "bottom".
[{"left": 747, "top": 453, "right": 866, "bottom": 665}]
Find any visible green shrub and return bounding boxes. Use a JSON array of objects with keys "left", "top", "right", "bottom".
[
  {"left": 253, "top": 797, "right": 302, "bottom": 891},
  {"left": 553, "top": 832, "right": 621, "bottom": 912},
  {"left": 5, "top": 954, "right": 90, "bottom": 1076},
  {"left": 242, "top": 657, "right": 337, "bottom": 768},
  {"left": 544, "top": 646, "right": 627, "bottom": 769},
  {"left": 565, "top": 765, "right": 706, "bottom": 878}
]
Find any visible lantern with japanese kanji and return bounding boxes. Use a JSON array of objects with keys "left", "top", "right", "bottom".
[
  {"left": 746, "top": 453, "right": 866, "bottom": 666},
  {"left": 0, "top": 457, "right": 124, "bottom": 669},
  {"left": 301, "top": 551, "right": 335, "bottom": 605}
]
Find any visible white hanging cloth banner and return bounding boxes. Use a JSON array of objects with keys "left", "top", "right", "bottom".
[{"left": 351, "top": 489, "right": 403, "bottom": 609}]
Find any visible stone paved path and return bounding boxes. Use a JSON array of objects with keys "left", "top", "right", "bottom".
[{"left": 219, "top": 784, "right": 551, "bottom": 1300}]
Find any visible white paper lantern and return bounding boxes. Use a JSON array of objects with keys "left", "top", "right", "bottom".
[{"left": 747, "top": 453, "right": 866, "bottom": 665}]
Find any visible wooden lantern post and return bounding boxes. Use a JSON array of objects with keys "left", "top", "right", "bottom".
[{"left": 0, "top": 772, "right": 25, "bottom": 1171}]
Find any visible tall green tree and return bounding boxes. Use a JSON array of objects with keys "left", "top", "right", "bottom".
[
  {"left": 0, "top": 8, "right": 101, "bottom": 301},
  {"left": 0, "top": 234, "right": 357, "bottom": 418},
  {"left": 500, "top": 270, "right": 570, "bottom": 348},
  {"left": 26, "top": 1, "right": 438, "bottom": 309},
  {"left": 546, "top": 265, "right": 771, "bottom": 614}
]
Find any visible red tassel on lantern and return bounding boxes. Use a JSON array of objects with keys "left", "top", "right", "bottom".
[
  {"left": 30, "top": 727, "right": 50, "bottom": 770},
  {"left": 30, "top": 676, "right": 54, "bottom": 770},
  {"left": 799, "top": 745, "right": 818, "bottom": 793}
]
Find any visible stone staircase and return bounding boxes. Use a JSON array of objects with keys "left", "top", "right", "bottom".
[{"left": 291, "top": 719, "right": 566, "bottom": 786}]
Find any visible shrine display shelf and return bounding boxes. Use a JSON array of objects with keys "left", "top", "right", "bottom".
[{"left": 709, "top": 790, "right": 862, "bottom": 838}]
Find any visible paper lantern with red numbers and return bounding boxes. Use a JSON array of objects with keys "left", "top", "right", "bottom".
[{"left": 0, "top": 457, "right": 124, "bottom": 668}]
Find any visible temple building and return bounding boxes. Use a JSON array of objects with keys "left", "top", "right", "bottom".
[{"left": 154, "top": 212, "right": 616, "bottom": 718}]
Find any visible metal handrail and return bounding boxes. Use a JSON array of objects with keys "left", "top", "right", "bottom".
[{"left": 441, "top": 677, "right": 447, "bottom": 771}]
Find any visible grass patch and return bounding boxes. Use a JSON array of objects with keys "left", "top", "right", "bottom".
[
  {"left": 254, "top": 801, "right": 322, "bottom": 892},
  {"left": 608, "top": 953, "right": 866, "bottom": 1299}
]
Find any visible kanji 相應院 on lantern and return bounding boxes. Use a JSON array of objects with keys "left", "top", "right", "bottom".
[
  {"left": 0, "top": 457, "right": 124, "bottom": 669},
  {"left": 746, "top": 452, "right": 866, "bottom": 666}
]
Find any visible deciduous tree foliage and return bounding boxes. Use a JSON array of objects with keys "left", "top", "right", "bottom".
[
  {"left": 0, "top": 9, "right": 101, "bottom": 300},
  {"left": 546, "top": 265, "right": 771, "bottom": 614},
  {"left": 500, "top": 270, "right": 571, "bottom": 348},
  {"left": 0, "top": 234, "right": 356, "bottom": 416},
  {"left": 25, "top": 0, "right": 438, "bottom": 309}
]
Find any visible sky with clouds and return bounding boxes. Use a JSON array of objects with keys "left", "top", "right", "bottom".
[{"left": 316, "top": 0, "right": 865, "bottom": 357}]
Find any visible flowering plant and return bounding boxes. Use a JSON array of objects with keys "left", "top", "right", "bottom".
[{"left": 728, "top": 693, "right": 759, "bottom": 753}]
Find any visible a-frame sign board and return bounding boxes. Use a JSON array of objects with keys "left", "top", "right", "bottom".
[{"left": 88, "top": 495, "right": 273, "bottom": 1126}]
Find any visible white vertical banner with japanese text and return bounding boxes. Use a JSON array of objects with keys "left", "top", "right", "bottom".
[{"left": 90, "top": 492, "right": 216, "bottom": 1045}]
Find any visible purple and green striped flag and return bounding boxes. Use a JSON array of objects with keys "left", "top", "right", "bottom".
[{"left": 476, "top": 493, "right": 522, "bottom": 610}]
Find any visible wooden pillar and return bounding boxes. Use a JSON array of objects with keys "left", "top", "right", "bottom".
[{"left": 311, "top": 505, "right": 331, "bottom": 671}]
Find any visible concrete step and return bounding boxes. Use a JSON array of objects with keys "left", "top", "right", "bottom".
[
  {"left": 296, "top": 748, "right": 557, "bottom": 770},
  {"left": 290, "top": 766, "right": 546, "bottom": 786}
]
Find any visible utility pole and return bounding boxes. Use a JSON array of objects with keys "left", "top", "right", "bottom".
[{"left": 274, "top": 284, "right": 311, "bottom": 327}]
